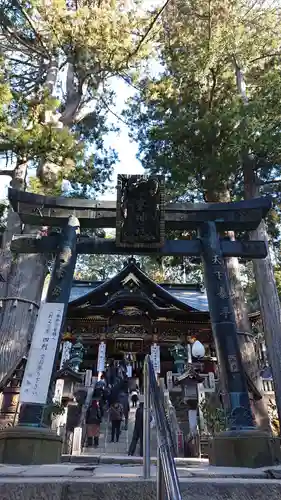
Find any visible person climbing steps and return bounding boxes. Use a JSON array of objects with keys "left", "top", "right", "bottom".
[{"left": 109, "top": 400, "right": 123, "bottom": 443}]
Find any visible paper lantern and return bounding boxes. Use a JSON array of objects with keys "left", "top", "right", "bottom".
[{"left": 191, "top": 340, "right": 205, "bottom": 358}]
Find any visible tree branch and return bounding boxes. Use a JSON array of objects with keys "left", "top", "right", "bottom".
[
  {"left": 73, "top": 98, "right": 97, "bottom": 123},
  {"left": 127, "top": 0, "right": 172, "bottom": 63},
  {"left": 0, "top": 169, "right": 14, "bottom": 177},
  {"left": 259, "top": 179, "right": 281, "bottom": 187},
  {"left": 2, "top": 23, "right": 46, "bottom": 58},
  {"left": 249, "top": 52, "right": 281, "bottom": 64},
  {"left": 100, "top": 96, "right": 129, "bottom": 126},
  {"left": 10, "top": 0, "right": 49, "bottom": 55},
  {"left": 8, "top": 57, "right": 42, "bottom": 68}
]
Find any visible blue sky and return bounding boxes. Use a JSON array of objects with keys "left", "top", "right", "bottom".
[{"left": 100, "top": 77, "right": 145, "bottom": 200}]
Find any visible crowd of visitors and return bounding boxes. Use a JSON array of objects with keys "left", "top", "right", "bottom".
[{"left": 85, "top": 360, "right": 144, "bottom": 455}]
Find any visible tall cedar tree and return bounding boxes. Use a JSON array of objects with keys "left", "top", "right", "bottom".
[{"left": 126, "top": 0, "right": 281, "bottom": 427}]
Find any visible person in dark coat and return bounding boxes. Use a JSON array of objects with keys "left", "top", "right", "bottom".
[
  {"left": 118, "top": 391, "right": 130, "bottom": 430},
  {"left": 128, "top": 396, "right": 147, "bottom": 456},
  {"left": 107, "top": 361, "right": 117, "bottom": 386},
  {"left": 109, "top": 401, "right": 123, "bottom": 443},
  {"left": 85, "top": 398, "right": 102, "bottom": 448},
  {"left": 94, "top": 375, "right": 107, "bottom": 417}
]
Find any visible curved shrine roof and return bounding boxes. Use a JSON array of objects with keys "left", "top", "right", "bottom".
[
  {"left": 69, "top": 282, "right": 209, "bottom": 312},
  {"left": 68, "top": 259, "right": 208, "bottom": 314}
]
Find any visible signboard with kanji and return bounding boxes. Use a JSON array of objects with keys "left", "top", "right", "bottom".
[
  {"left": 19, "top": 302, "right": 64, "bottom": 405},
  {"left": 115, "top": 339, "right": 143, "bottom": 353}
]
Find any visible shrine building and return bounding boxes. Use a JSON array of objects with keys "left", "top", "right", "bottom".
[{"left": 63, "top": 258, "right": 260, "bottom": 381}]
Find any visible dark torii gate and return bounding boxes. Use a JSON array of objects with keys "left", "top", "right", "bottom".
[{"left": 7, "top": 175, "right": 280, "bottom": 467}]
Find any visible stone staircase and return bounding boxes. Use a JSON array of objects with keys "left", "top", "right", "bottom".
[{"left": 82, "top": 404, "right": 158, "bottom": 457}]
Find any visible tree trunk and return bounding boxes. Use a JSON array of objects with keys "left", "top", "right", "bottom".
[
  {"left": 205, "top": 181, "right": 270, "bottom": 430},
  {"left": 0, "top": 158, "right": 47, "bottom": 383},
  {"left": 0, "top": 56, "right": 61, "bottom": 383},
  {"left": 0, "top": 55, "right": 92, "bottom": 383},
  {"left": 244, "top": 160, "right": 281, "bottom": 431}
]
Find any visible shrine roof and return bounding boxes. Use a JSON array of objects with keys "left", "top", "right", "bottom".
[
  {"left": 68, "top": 259, "right": 208, "bottom": 314},
  {"left": 69, "top": 282, "right": 208, "bottom": 312}
]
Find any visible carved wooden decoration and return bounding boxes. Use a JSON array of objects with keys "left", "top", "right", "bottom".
[{"left": 116, "top": 174, "right": 165, "bottom": 248}]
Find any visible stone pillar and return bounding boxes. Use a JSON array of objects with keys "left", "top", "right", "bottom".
[
  {"left": 187, "top": 344, "right": 192, "bottom": 364},
  {"left": 53, "top": 379, "right": 64, "bottom": 405},
  {"left": 166, "top": 371, "right": 173, "bottom": 391},
  {"left": 197, "top": 382, "right": 207, "bottom": 434},
  {"left": 52, "top": 341, "right": 72, "bottom": 413},
  {"left": 18, "top": 215, "right": 80, "bottom": 428}
]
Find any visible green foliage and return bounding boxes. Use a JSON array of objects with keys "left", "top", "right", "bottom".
[
  {"left": 74, "top": 252, "right": 202, "bottom": 283},
  {"left": 0, "top": 0, "right": 154, "bottom": 192},
  {"left": 28, "top": 175, "right": 64, "bottom": 197},
  {"left": 1, "top": 96, "right": 80, "bottom": 160},
  {"left": 124, "top": 0, "right": 281, "bottom": 300},
  {"left": 75, "top": 254, "right": 128, "bottom": 281},
  {"left": 199, "top": 399, "right": 229, "bottom": 435},
  {"left": 43, "top": 401, "right": 65, "bottom": 419},
  {"left": 126, "top": 0, "right": 281, "bottom": 201}
]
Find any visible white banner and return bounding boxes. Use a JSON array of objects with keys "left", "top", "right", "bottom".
[
  {"left": 150, "top": 343, "right": 160, "bottom": 374},
  {"left": 20, "top": 302, "right": 64, "bottom": 405},
  {"left": 53, "top": 378, "right": 64, "bottom": 404},
  {"left": 97, "top": 342, "right": 106, "bottom": 373},
  {"left": 60, "top": 341, "right": 72, "bottom": 369},
  {"left": 166, "top": 370, "right": 173, "bottom": 391}
]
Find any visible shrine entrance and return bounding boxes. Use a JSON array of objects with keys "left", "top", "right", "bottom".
[
  {"left": 6, "top": 173, "right": 281, "bottom": 468},
  {"left": 65, "top": 257, "right": 217, "bottom": 394}
]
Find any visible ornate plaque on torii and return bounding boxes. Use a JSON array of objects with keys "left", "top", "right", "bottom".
[
  {"left": 116, "top": 174, "right": 165, "bottom": 248},
  {"left": 8, "top": 175, "right": 272, "bottom": 429}
]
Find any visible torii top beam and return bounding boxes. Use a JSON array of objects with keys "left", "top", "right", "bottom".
[{"left": 8, "top": 188, "right": 272, "bottom": 232}]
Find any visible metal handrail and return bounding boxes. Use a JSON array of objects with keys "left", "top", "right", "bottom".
[{"left": 143, "top": 355, "right": 182, "bottom": 500}]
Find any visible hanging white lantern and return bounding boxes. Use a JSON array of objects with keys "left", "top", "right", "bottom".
[{"left": 191, "top": 340, "right": 205, "bottom": 359}]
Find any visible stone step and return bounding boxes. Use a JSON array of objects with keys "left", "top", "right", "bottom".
[
  {"left": 82, "top": 404, "right": 158, "bottom": 457},
  {"left": 2, "top": 477, "right": 281, "bottom": 500},
  {"left": 62, "top": 454, "right": 208, "bottom": 467}
]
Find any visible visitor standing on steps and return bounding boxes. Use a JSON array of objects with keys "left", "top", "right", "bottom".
[
  {"left": 86, "top": 398, "right": 102, "bottom": 448},
  {"left": 128, "top": 395, "right": 151, "bottom": 456},
  {"left": 130, "top": 387, "right": 139, "bottom": 407},
  {"left": 109, "top": 400, "right": 123, "bottom": 443},
  {"left": 94, "top": 374, "right": 106, "bottom": 417},
  {"left": 118, "top": 390, "right": 130, "bottom": 430}
]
